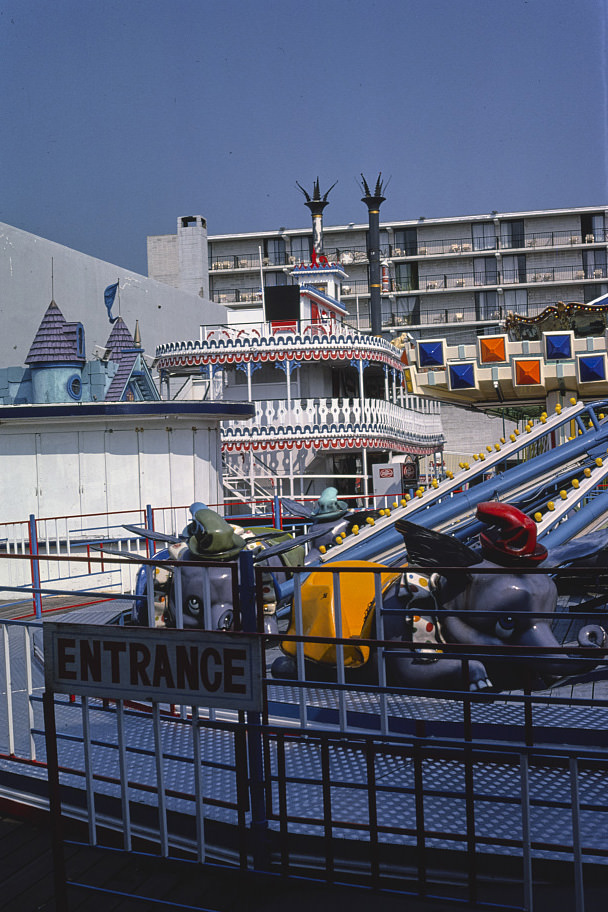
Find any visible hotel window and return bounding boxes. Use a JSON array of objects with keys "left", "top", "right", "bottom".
[
  {"left": 501, "top": 219, "right": 525, "bottom": 249},
  {"left": 502, "top": 289, "right": 528, "bottom": 315},
  {"left": 584, "top": 283, "right": 608, "bottom": 303},
  {"left": 475, "top": 291, "right": 500, "bottom": 320},
  {"left": 474, "top": 256, "right": 498, "bottom": 286},
  {"left": 290, "top": 235, "right": 312, "bottom": 262},
  {"left": 583, "top": 248, "right": 607, "bottom": 279},
  {"left": 264, "top": 271, "right": 288, "bottom": 287},
  {"left": 264, "top": 237, "right": 286, "bottom": 265},
  {"left": 472, "top": 221, "right": 497, "bottom": 251},
  {"left": 395, "top": 262, "right": 418, "bottom": 291},
  {"left": 581, "top": 213, "right": 606, "bottom": 243},
  {"left": 393, "top": 228, "right": 417, "bottom": 256},
  {"left": 501, "top": 255, "right": 526, "bottom": 284}
]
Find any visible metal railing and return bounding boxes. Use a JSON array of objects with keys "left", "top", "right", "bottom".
[
  {"left": 2, "top": 542, "right": 608, "bottom": 909},
  {"left": 208, "top": 230, "right": 608, "bottom": 275}
]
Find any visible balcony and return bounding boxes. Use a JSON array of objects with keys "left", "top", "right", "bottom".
[
  {"left": 210, "top": 228, "right": 607, "bottom": 274},
  {"left": 221, "top": 396, "right": 444, "bottom": 453}
]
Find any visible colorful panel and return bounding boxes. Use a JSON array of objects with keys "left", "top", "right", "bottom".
[
  {"left": 479, "top": 336, "right": 506, "bottom": 364},
  {"left": 544, "top": 333, "right": 572, "bottom": 361},
  {"left": 448, "top": 362, "right": 476, "bottom": 390},
  {"left": 578, "top": 354, "right": 607, "bottom": 383},
  {"left": 418, "top": 340, "right": 445, "bottom": 368},
  {"left": 514, "top": 359, "right": 542, "bottom": 386}
]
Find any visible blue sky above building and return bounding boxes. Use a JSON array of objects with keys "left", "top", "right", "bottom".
[{"left": 0, "top": 0, "right": 607, "bottom": 276}]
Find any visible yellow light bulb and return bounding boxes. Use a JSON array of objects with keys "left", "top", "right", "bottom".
[
  {"left": 366, "top": 517, "right": 375, "bottom": 525},
  {"left": 534, "top": 512, "right": 543, "bottom": 522},
  {"left": 486, "top": 445, "right": 493, "bottom": 452},
  {"left": 352, "top": 525, "right": 359, "bottom": 534},
  {"left": 446, "top": 470, "right": 454, "bottom": 479},
  {"left": 570, "top": 397, "right": 577, "bottom": 405},
  {"left": 464, "top": 462, "right": 470, "bottom": 470},
  {"left": 560, "top": 490, "right": 567, "bottom": 500},
  {"left": 495, "top": 444, "right": 501, "bottom": 451},
  {"left": 596, "top": 457, "right": 604, "bottom": 467},
  {"left": 547, "top": 501, "right": 555, "bottom": 511},
  {"left": 510, "top": 434, "right": 516, "bottom": 442},
  {"left": 319, "top": 545, "right": 326, "bottom": 554},
  {"left": 584, "top": 467, "right": 592, "bottom": 477},
  {"left": 572, "top": 479, "right": 580, "bottom": 488},
  {"left": 405, "top": 494, "right": 411, "bottom": 502},
  {"left": 500, "top": 437, "right": 506, "bottom": 444}
]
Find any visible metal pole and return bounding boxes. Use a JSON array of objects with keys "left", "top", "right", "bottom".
[
  {"left": 43, "top": 691, "right": 69, "bottom": 911},
  {"left": 28, "top": 514, "right": 42, "bottom": 620},
  {"left": 238, "top": 550, "right": 269, "bottom": 870}
]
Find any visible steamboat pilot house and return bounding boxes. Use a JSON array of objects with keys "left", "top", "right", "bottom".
[{"left": 155, "top": 256, "right": 444, "bottom": 510}]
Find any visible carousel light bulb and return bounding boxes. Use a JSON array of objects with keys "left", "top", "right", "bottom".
[
  {"left": 534, "top": 512, "right": 543, "bottom": 522},
  {"left": 560, "top": 490, "right": 568, "bottom": 500},
  {"left": 547, "top": 501, "right": 555, "bottom": 511},
  {"left": 572, "top": 478, "right": 580, "bottom": 488}
]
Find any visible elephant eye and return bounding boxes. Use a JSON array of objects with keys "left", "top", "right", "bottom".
[
  {"left": 186, "top": 596, "right": 203, "bottom": 617},
  {"left": 495, "top": 616, "right": 515, "bottom": 639}
]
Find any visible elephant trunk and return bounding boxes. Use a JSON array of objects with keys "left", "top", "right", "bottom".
[{"left": 517, "top": 622, "right": 599, "bottom": 679}]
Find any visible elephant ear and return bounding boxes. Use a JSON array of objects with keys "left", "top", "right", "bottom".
[
  {"left": 395, "top": 519, "right": 482, "bottom": 570},
  {"left": 546, "top": 528, "right": 608, "bottom": 569}
]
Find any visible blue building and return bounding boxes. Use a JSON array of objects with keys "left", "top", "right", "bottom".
[{"left": 0, "top": 300, "right": 160, "bottom": 405}]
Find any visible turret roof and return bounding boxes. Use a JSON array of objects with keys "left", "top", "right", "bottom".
[{"left": 25, "top": 300, "right": 85, "bottom": 365}]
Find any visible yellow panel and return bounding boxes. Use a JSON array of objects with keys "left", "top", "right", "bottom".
[{"left": 282, "top": 560, "right": 402, "bottom": 667}]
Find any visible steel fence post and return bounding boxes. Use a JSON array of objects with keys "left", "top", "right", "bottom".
[
  {"left": 238, "top": 549, "right": 269, "bottom": 870},
  {"left": 28, "top": 514, "right": 42, "bottom": 620}
]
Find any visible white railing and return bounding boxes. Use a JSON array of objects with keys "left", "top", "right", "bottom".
[
  {"left": 156, "top": 323, "right": 407, "bottom": 371},
  {"left": 222, "top": 396, "right": 444, "bottom": 448}
]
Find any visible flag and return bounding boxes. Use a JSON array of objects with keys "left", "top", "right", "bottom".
[{"left": 104, "top": 282, "right": 119, "bottom": 323}]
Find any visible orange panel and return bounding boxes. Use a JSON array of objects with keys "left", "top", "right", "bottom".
[
  {"left": 515, "top": 359, "right": 542, "bottom": 385},
  {"left": 479, "top": 336, "right": 506, "bottom": 363}
]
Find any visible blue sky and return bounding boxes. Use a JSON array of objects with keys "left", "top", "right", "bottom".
[{"left": 1, "top": 0, "right": 607, "bottom": 275}]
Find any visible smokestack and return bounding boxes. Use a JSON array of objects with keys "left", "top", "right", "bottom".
[
  {"left": 296, "top": 178, "right": 337, "bottom": 259},
  {"left": 360, "top": 173, "right": 386, "bottom": 335}
]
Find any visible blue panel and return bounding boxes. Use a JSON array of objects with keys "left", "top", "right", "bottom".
[
  {"left": 579, "top": 355, "right": 606, "bottom": 383},
  {"left": 545, "top": 334, "right": 571, "bottom": 360},
  {"left": 448, "top": 362, "right": 476, "bottom": 389},
  {"left": 418, "top": 341, "right": 445, "bottom": 368}
]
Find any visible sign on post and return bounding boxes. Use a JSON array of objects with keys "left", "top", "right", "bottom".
[{"left": 43, "top": 623, "right": 263, "bottom": 711}]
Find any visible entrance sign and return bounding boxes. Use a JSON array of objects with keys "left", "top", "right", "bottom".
[{"left": 44, "top": 623, "right": 263, "bottom": 711}]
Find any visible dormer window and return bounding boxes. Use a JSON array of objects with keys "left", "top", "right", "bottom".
[{"left": 76, "top": 323, "right": 85, "bottom": 359}]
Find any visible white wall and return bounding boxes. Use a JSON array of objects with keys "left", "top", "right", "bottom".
[
  {"left": 0, "top": 221, "right": 225, "bottom": 365},
  {"left": 0, "top": 409, "right": 225, "bottom": 524}
]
